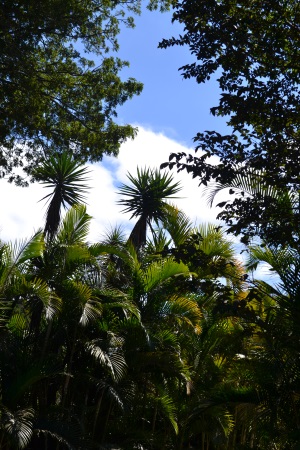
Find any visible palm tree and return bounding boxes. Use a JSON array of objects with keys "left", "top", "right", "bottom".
[
  {"left": 33, "top": 153, "right": 90, "bottom": 239},
  {"left": 95, "top": 199, "right": 252, "bottom": 449},
  {"left": 232, "top": 244, "right": 300, "bottom": 448},
  {"left": 118, "top": 167, "right": 181, "bottom": 251},
  {"left": 0, "top": 205, "right": 132, "bottom": 449}
]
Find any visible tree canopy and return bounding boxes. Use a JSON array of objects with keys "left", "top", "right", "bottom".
[
  {"left": 0, "top": 0, "right": 171, "bottom": 184},
  {"left": 160, "top": 0, "right": 300, "bottom": 246}
]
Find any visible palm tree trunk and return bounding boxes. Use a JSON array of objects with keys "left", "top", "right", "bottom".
[
  {"left": 101, "top": 398, "right": 113, "bottom": 444},
  {"left": 152, "top": 401, "right": 158, "bottom": 433},
  {"left": 62, "top": 326, "right": 78, "bottom": 408},
  {"left": 92, "top": 390, "right": 104, "bottom": 439},
  {"left": 40, "top": 319, "right": 53, "bottom": 362}
]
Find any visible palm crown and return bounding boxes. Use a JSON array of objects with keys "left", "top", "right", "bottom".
[
  {"left": 118, "top": 167, "right": 181, "bottom": 250},
  {"left": 33, "top": 153, "right": 90, "bottom": 239}
]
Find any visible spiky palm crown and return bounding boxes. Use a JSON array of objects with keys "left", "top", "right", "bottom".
[
  {"left": 118, "top": 167, "right": 181, "bottom": 224},
  {"left": 34, "top": 153, "right": 90, "bottom": 238}
]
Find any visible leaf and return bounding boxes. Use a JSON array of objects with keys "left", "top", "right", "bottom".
[{"left": 3, "top": 407, "right": 34, "bottom": 449}]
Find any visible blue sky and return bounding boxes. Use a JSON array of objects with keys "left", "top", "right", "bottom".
[{"left": 116, "top": 6, "right": 228, "bottom": 146}]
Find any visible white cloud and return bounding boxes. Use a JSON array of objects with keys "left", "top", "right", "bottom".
[{"left": 0, "top": 126, "right": 221, "bottom": 243}]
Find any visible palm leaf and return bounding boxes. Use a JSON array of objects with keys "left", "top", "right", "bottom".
[
  {"left": 142, "top": 258, "right": 190, "bottom": 293},
  {"left": 162, "top": 203, "right": 193, "bottom": 246},
  {"left": 86, "top": 341, "right": 127, "bottom": 382},
  {"left": 98, "top": 287, "right": 140, "bottom": 319},
  {"left": 2, "top": 407, "right": 34, "bottom": 449},
  {"left": 155, "top": 392, "right": 178, "bottom": 434},
  {"left": 56, "top": 204, "right": 91, "bottom": 244},
  {"left": 203, "top": 169, "right": 289, "bottom": 207},
  {"left": 20, "top": 277, "right": 62, "bottom": 321},
  {"left": 162, "top": 295, "right": 203, "bottom": 333}
]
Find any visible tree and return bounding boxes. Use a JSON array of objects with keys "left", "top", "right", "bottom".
[
  {"left": 33, "top": 153, "right": 90, "bottom": 239},
  {"left": 118, "top": 167, "right": 181, "bottom": 251},
  {"left": 203, "top": 168, "right": 300, "bottom": 247},
  {"left": 95, "top": 228, "right": 202, "bottom": 449},
  {"left": 160, "top": 0, "right": 300, "bottom": 246},
  {"left": 0, "top": 205, "right": 133, "bottom": 449},
  {"left": 0, "top": 0, "right": 171, "bottom": 184},
  {"left": 0, "top": 179, "right": 267, "bottom": 449}
]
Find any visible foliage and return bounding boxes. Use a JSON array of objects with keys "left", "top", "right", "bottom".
[
  {"left": 5, "top": 0, "right": 300, "bottom": 445},
  {"left": 34, "top": 153, "right": 91, "bottom": 238},
  {"left": 0, "top": 0, "right": 173, "bottom": 183},
  {"left": 203, "top": 168, "right": 300, "bottom": 247},
  {"left": 118, "top": 167, "right": 181, "bottom": 250},
  {"left": 160, "top": 0, "right": 300, "bottom": 246},
  {"left": 0, "top": 164, "right": 269, "bottom": 449}
]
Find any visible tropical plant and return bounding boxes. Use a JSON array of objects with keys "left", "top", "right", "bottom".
[
  {"left": 118, "top": 167, "right": 181, "bottom": 251},
  {"left": 33, "top": 153, "right": 90, "bottom": 239},
  {"left": 2, "top": 164, "right": 286, "bottom": 449}
]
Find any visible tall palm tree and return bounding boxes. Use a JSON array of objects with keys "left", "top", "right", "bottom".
[
  {"left": 33, "top": 153, "right": 90, "bottom": 239},
  {"left": 118, "top": 167, "right": 181, "bottom": 251},
  {"left": 235, "top": 244, "right": 300, "bottom": 448}
]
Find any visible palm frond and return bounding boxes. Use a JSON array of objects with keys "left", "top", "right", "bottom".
[
  {"left": 4, "top": 232, "right": 44, "bottom": 276},
  {"left": 142, "top": 258, "right": 190, "bottom": 293},
  {"left": 162, "top": 203, "right": 193, "bottom": 246},
  {"left": 12, "top": 231, "right": 45, "bottom": 266},
  {"left": 162, "top": 295, "right": 202, "bottom": 333},
  {"left": 156, "top": 392, "right": 178, "bottom": 434},
  {"left": 86, "top": 341, "right": 127, "bottom": 382},
  {"left": 194, "top": 223, "right": 235, "bottom": 260},
  {"left": 79, "top": 297, "right": 103, "bottom": 326},
  {"left": 2, "top": 407, "right": 34, "bottom": 449},
  {"left": 20, "top": 277, "right": 62, "bottom": 321},
  {"left": 146, "top": 227, "right": 171, "bottom": 255},
  {"left": 204, "top": 169, "right": 282, "bottom": 207},
  {"left": 56, "top": 204, "right": 91, "bottom": 244},
  {"left": 7, "top": 313, "right": 27, "bottom": 336},
  {"left": 65, "top": 280, "right": 102, "bottom": 325},
  {"left": 102, "top": 225, "right": 127, "bottom": 247},
  {"left": 99, "top": 287, "right": 140, "bottom": 319}
]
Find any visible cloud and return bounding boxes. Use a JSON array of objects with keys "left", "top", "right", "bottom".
[{"left": 0, "top": 126, "right": 221, "bottom": 243}]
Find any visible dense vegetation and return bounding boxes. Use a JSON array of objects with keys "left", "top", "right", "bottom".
[
  {"left": 0, "top": 156, "right": 298, "bottom": 449},
  {"left": 1, "top": 0, "right": 300, "bottom": 448}
]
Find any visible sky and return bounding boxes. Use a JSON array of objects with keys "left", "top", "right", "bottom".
[
  {"left": 0, "top": 127, "right": 220, "bottom": 242},
  {"left": 116, "top": 6, "right": 228, "bottom": 145}
]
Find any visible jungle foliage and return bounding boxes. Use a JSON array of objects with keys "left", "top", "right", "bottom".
[{"left": 0, "top": 160, "right": 299, "bottom": 449}]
